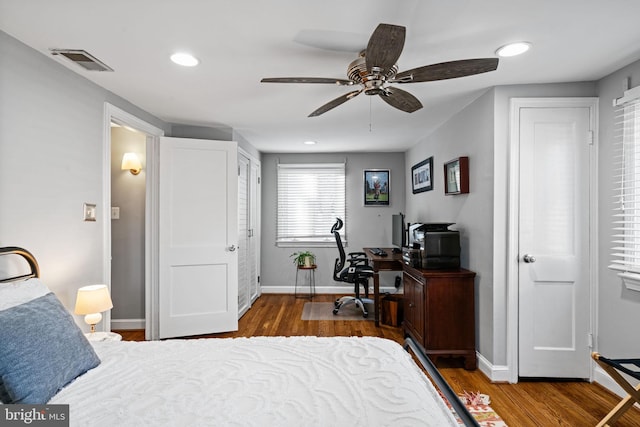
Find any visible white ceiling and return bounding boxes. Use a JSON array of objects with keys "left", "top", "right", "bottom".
[{"left": 2, "top": 0, "right": 640, "bottom": 153}]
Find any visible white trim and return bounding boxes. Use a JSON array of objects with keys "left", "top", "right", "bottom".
[
  {"left": 110, "top": 318, "right": 145, "bottom": 330},
  {"left": 614, "top": 84, "right": 640, "bottom": 106},
  {"left": 619, "top": 272, "right": 640, "bottom": 291},
  {"left": 477, "top": 352, "right": 511, "bottom": 383},
  {"left": 506, "top": 97, "right": 599, "bottom": 383},
  {"left": 103, "top": 103, "right": 164, "bottom": 341}
]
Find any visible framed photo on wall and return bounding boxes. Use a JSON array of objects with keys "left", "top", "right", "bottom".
[
  {"left": 363, "top": 169, "right": 390, "bottom": 206},
  {"left": 444, "top": 156, "right": 469, "bottom": 195},
  {"left": 411, "top": 157, "right": 433, "bottom": 193}
]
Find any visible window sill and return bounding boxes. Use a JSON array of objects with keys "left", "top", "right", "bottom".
[{"left": 610, "top": 266, "right": 640, "bottom": 292}]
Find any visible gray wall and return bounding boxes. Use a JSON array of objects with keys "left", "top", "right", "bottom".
[
  {"left": 596, "top": 58, "right": 640, "bottom": 358},
  {"left": 170, "top": 124, "right": 261, "bottom": 160},
  {"left": 405, "top": 81, "right": 597, "bottom": 367},
  {"left": 491, "top": 81, "right": 596, "bottom": 365},
  {"left": 110, "top": 127, "right": 146, "bottom": 320},
  {"left": 0, "top": 30, "right": 170, "bottom": 326},
  {"left": 260, "top": 152, "right": 405, "bottom": 290},
  {"left": 405, "top": 89, "right": 496, "bottom": 361}
]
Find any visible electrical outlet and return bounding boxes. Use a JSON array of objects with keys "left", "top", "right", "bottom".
[{"left": 111, "top": 207, "right": 120, "bottom": 220}]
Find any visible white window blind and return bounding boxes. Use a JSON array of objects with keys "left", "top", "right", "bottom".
[
  {"left": 610, "top": 86, "right": 640, "bottom": 289},
  {"left": 277, "top": 163, "right": 346, "bottom": 246}
]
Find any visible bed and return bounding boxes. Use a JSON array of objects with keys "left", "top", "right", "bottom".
[{"left": 0, "top": 246, "right": 478, "bottom": 426}]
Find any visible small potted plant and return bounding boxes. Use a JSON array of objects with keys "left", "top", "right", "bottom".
[{"left": 291, "top": 250, "right": 315, "bottom": 268}]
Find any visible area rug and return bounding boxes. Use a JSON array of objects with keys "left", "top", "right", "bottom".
[
  {"left": 301, "top": 301, "right": 373, "bottom": 321},
  {"left": 444, "top": 392, "right": 508, "bottom": 426}
]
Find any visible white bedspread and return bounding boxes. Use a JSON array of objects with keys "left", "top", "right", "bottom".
[{"left": 50, "top": 336, "right": 458, "bottom": 427}]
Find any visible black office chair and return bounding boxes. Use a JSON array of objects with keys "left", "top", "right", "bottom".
[{"left": 331, "top": 218, "right": 374, "bottom": 317}]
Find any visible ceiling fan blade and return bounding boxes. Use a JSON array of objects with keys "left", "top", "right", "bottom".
[
  {"left": 394, "top": 58, "right": 499, "bottom": 83},
  {"left": 365, "top": 23, "right": 406, "bottom": 75},
  {"left": 379, "top": 87, "right": 423, "bottom": 113},
  {"left": 308, "top": 90, "right": 362, "bottom": 117},
  {"left": 261, "top": 77, "right": 353, "bottom": 85}
]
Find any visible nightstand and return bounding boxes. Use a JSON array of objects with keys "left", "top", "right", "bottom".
[{"left": 84, "top": 331, "right": 122, "bottom": 342}]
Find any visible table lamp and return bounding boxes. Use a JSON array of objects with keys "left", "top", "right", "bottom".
[{"left": 74, "top": 284, "right": 113, "bottom": 333}]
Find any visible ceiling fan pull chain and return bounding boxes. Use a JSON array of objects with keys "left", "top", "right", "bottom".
[{"left": 369, "top": 97, "right": 372, "bottom": 132}]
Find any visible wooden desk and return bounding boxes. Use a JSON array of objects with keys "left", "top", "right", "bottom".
[{"left": 363, "top": 248, "right": 403, "bottom": 326}]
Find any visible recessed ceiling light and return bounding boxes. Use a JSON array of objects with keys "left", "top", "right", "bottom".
[
  {"left": 170, "top": 52, "right": 199, "bottom": 67},
  {"left": 303, "top": 140, "right": 317, "bottom": 145},
  {"left": 496, "top": 42, "right": 531, "bottom": 57}
]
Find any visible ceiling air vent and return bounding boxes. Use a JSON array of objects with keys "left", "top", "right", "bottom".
[{"left": 49, "top": 49, "right": 114, "bottom": 72}]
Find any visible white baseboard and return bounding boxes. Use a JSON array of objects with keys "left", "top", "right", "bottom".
[
  {"left": 477, "top": 352, "right": 511, "bottom": 383},
  {"left": 111, "top": 318, "right": 145, "bottom": 330},
  {"left": 261, "top": 286, "right": 399, "bottom": 295}
]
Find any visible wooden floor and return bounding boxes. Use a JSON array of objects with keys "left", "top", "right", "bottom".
[{"left": 116, "top": 294, "right": 640, "bottom": 427}]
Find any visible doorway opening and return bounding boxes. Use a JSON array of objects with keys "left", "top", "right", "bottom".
[
  {"left": 110, "top": 122, "right": 146, "bottom": 331},
  {"left": 102, "top": 103, "right": 164, "bottom": 340}
]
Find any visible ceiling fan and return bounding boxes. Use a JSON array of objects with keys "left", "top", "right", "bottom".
[{"left": 261, "top": 23, "right": 499, "bottom": 117}]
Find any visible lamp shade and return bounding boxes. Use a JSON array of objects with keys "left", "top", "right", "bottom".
[
  {"left": 121, "top": 152, "right": 142, "bottom": 175},
  {"left": 74, "top": 284, "right": 113, "bottom": 315}
]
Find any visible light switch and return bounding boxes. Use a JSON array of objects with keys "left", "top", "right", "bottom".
[
  {"left": 83, "top": 203, "right": 96, "bottom": 222},
  {"left": 111, "top": 207, "right": 120, "bottom": 220}
]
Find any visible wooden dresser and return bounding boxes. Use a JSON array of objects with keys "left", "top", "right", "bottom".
[{"left": 402, "top": 264, "right": 477, "bottom": 370}]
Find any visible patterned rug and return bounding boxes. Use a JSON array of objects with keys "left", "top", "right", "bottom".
[{"left": 444, "top": 392, "right": 508, "bottom": 426}]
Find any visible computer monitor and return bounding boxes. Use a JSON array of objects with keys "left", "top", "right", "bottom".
[{"left": 392, "top": 213, "right": 406, "bottom": 249}]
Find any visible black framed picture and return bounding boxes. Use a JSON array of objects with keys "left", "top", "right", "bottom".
[
  {"left": 411, "top": 157, "right": 433, "bottom": 193},
  {"left": 363, "top": 169, "right": 390, "bottom": 206}
]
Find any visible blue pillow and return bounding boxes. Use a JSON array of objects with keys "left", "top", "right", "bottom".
[{"left": 0, "top": 292, "right": 101, "bottom": 404}]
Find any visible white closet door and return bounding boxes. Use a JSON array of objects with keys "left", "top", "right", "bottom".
[
  {"left": 238, "top": 153, "right": 250, "bottom": 317},
  {"left": 249, "top": 160, "right": 261, "bottom": 302},
  {"left": 158, "top": 137, "right": 238, "bottom": 338}
]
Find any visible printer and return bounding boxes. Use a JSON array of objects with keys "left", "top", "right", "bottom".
[{"left": 402, "top": 223, "right": 461, "bottom": 269}]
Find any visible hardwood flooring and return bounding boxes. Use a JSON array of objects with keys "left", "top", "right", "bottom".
[{"left": 115, "top": 294, "right": 640, "bottom": 427}]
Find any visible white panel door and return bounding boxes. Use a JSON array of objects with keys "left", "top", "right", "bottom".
[
  {"left": 518, "top": 106, "right": 592, "bottom": 378},
  {"left": 158, "top": 137, "right": 238, "bottom": 339}
]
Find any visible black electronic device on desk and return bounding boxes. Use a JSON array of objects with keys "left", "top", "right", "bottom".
[
  {"left": 403, "top": 223, "right": 461, "bottom": 269},
  {"left": 370, "top": 248, "right": 387, "bottom": 257}
]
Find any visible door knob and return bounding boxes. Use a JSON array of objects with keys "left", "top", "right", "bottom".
[
  {"left": 522, "top": 254, "right": 536, "bottom": 263},
  {"left": 228, "top": 245, "right": 236, "bottom": 252}
]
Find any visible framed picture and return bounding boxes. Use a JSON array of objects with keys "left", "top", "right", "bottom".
[
  {"left": 411, "top": 157, "right": 433, "bottom": 193},
  {"left": 363, "top": 169, "right": 390, "bottom": 206},
  {"left": 444, "top": 156, "right": 469, "bottom": 195}
]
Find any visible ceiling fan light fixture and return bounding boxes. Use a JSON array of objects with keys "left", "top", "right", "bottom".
[
  {"left": 170, "top": 52, "right": 199, "bottom": 67},
  {"left": 303, "top": 140, "right": 317, "bottom": 145},
  {"left": 496, "top": 42, "right": 531, "bottom": 57}
]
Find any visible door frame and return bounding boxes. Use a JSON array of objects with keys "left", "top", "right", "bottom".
[
  {"left": 102, "top": 103, "right": 164, "bottom": 340},
  {"left": 506, "top": 97, "right": 599, "bottom": 383}
]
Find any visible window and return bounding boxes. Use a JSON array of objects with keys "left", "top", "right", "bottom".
[
  {"left": 610, "top": 86, "right": 640, "bottom": 290},
  {"left": 277, "top": 163, "right": 345, "bottom": 247}
]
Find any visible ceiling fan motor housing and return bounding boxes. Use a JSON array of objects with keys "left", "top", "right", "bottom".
[{"left": 347, "top": 56, "right": 397, "bottom": 95}]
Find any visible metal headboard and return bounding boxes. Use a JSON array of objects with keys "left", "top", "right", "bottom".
[{"left": 0, "top": 246, "right": 40, "bottom": 283}]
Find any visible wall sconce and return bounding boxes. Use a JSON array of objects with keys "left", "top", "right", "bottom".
[
  {"left": 121, "top": 152, "right": 142, "bottom": 175},
  {"left": 74, "top": 284, "right": 114, "bottom": 333}
]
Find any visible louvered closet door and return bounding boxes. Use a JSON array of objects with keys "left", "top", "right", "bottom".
[
  {"left": 249, "top": 160, "right": 261, "bottom": 302},
  {"left": 238, "top": 154, "right": 250, "bottom": 317}
]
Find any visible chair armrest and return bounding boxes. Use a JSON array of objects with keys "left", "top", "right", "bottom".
[
  {"left": 346, "top": 257, "right": 370, "bottom": 267},
  {"left": 348, "top": 251, "right": 367, "bottom": 257}
]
